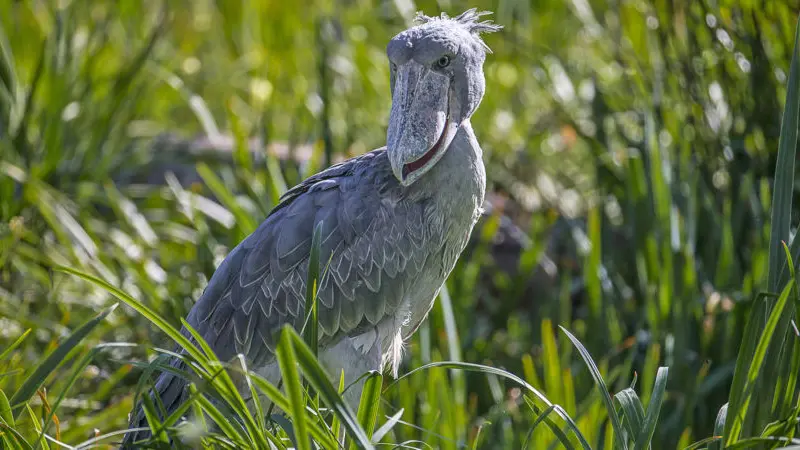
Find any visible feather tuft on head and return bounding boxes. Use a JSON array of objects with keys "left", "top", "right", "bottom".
[{"left": 413, "top": 8, "right": 502, "bottom": 52}]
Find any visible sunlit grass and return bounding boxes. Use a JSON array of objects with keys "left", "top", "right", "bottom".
[{"left": 1, "top": 0, "right": 800, "bottom": 449}]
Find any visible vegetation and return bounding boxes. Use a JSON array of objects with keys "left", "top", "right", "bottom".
[{"left": 1, "top": 0, "right": 800, "bottom": 448}]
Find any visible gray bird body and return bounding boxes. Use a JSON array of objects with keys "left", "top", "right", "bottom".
[
  {"left": 123, "top": 9, "right": 499, "bottom": 446},
  {"left": 189, "top": 122, "right": 484, "bottom": 374}
]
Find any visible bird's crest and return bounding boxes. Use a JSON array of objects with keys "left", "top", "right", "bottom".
[{"left": 413, "top": 8, "right": 502, "bottom": 52}]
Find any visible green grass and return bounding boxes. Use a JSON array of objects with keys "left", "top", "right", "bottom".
[{"left": 1, "top": 0, "right": 800, "bottom": 448}]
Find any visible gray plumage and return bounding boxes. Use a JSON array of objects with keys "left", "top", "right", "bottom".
[{"left": 123, "top": 9, "right": 499, "bottom": 447}]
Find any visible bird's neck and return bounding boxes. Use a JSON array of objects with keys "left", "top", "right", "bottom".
[{"left": 417, "top": 119, "right": 486, "bottom": 215}]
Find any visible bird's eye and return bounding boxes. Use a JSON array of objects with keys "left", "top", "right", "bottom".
[
  {"left": 436, "top": 55, "right": 451, "bottom": 69},
  {"left": 390, "top": 62, "right": 397, "bottom": 71}
]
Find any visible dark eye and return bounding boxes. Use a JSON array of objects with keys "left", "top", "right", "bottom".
[
  {"left": 436, "top": 55, "right": 451, "bottom": 69},
  {"left": 390, "top": 62, "right": 397, "bottom": 71}
]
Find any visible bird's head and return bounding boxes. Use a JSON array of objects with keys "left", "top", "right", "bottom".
[{"left": 386, "top": 9, "right": 501, "bottom": 186}]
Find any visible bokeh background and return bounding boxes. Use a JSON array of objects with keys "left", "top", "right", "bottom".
[{"left": 2, "top": 0, "right": 800, "bottom": 448}]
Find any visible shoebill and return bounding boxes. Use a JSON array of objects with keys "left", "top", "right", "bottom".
[{"left": 123, "top": 8, "right": 500, "bottom": 445}]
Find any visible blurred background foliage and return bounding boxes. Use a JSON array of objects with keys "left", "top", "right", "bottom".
[{"left": 2, "top": 0, "right": 800, "bottom": 448}]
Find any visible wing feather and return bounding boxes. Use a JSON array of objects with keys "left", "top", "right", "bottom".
[{"left": 185, "top": 149, "right": 439, "bottom": 366}]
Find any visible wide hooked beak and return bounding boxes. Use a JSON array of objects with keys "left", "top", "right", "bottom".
[{"left": 387, "top": 61, "right": 458, "bottom": 186}]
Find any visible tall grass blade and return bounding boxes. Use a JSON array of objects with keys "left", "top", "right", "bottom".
[
  {"left": 0, "top": 389, "right": 11, "bottom": 429},
  {"left": 55, "top": 266, "right": 207, "bottom": 367},
  {"left": 303, "top": 221, "right": 323, "bottom": 357},
  {"left": 684, "top": 436, "right": 722, "bottom": 450},
  {"left": 634, "top": 367, "right": 668, "bottom": 450},
  {"left": 725, "top": 15, "right": 800, "bottom": 442},
  {"left": 236, "top": 355, "right": 266, "bottom": 435},
  {"left": 284, "top": 328, "right": 374, "bottom": 449},
  {"left": 0, "top": 329, "right": 31, "bottom": 362},
  {"left": 560, "top": 326, "right": 628, "bottom": 450},
  {"left": 542, "top": 319, "right": 564, "bottom": 405},
  {"left": 24, "top": 403, "right": 50, "bottom": 450},
  {"left": 389, "top": 361, "right": 589, "bottom": 450},
  {"left": 768, "top": 16, "right": 800, "bottom": 293},
  {"left": 178, "top": 320, "right": 269, "bottom": 448},
  {"left": 351, "top": 371, "right": 382, "bottom": 448},
  {"left": 727, "top": 281, "right": 795, "bottom": 443},
  {"left": 0, "top": 17, "right": 19, "bottom": 109},
  {"left": 522, "top": 404, "right": 557, "bottom": 449},
  {"left": 276, "top": 326, "right": 311, "bottom": 450},
  {"left": 57, "top": 267, "right": 281, "bottom": 447},
  {"left": 437, "top": 284, "right": 467, "bottom": 437},
  {"left": 196, "top": 162, "right": 257, "bottom": 236},
  {"left": 332, "top": 370, "right": 346, "bottom": 444},
  {"left": 140, "top": 394, "right": 170, "bottom": 446},
  {"left": 372, "top": 409, "right": 403, "bottom": 444},
  {"left": 193, "top": 393, "right": 249, "bottom": 448},
  {"left": 8, "top": 303, "right": 117, "bottom": 417},
  {"left": 726, "top": 436, "right": 800, "bottom": 448},
  {"left": 33, "top": 342, "right": 135, "bottom": 450},
  {"left": 709, "top": 404, "right": 728, "bottom": 450},
  {"left": 248, "top": 375, "right": 337, "bottom": 448},
  {"left": 615, "top": 388, "right": 645, "bottom": 443},
  {"left": 0, "top": 420, "right": 33, "bottom": 450}
]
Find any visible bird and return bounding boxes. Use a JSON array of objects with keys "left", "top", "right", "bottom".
[{"left": 123, "top": 8, "right": 500, "bottom": 446}]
